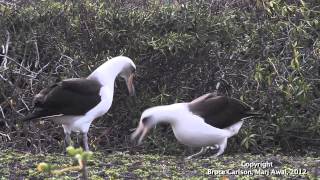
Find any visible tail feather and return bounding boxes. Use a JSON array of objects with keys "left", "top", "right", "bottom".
[
  {"left": 20, "top": 112, "right": 44, "bottom": 121},
  {"left": 244, "top": 111, "right": 265, "bottom": 119},
  {"left": 246, "top": 111, "right": 262, "bottom": 116},
  {"left": 20, "top": 108, "right": 58, "bottom": 121}
]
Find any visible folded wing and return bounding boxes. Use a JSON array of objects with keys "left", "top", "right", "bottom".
[
  {"left": 188, "top": 93, "right": 255, "bottom": 129},
  {"left": 22, "top": 78, "right": 102, "bottom": 121}
]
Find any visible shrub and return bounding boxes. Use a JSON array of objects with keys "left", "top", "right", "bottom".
[{"left": 0, "top": 0, "right": 319, "bottom": 155}]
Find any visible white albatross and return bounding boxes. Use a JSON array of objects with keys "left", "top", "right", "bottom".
[
  {"left": 131, "top": 93, "right": 261, "bottom": 159},
  {"left": 22, "top": 56, "right": 136, "bottom": 151}
]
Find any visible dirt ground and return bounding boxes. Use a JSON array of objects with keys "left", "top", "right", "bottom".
[{"left": 0, "top": 150, "right": 318, "bottom": 179}]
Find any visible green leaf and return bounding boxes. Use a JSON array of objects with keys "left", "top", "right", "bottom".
[
  {"left": 66, "top": 146, "right": 77, "bottom": 156},
  {"left": 37, "top": 162, "right": 51, "bottom": 172},
  {"left": 75, "top": 154, "right": 82, "bottom": 161}
]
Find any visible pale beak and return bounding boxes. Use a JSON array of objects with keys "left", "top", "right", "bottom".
[
  {"left": 138, "top": 127, "right": 149, "bottom": 145},
  {"left": 126, "top": 73, "right": 135, "bottom": 96},
  {"left": 131, "top": 122, "right": 149, "bottom": 145},
  {"left": 131, "top": 122, "right": 144, "bottom": 140}
]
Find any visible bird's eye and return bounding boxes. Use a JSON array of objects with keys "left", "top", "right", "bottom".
[
  {"left": 131, "top": 66, "right": 136, "bottom": 73},
  {"left": 142, "top": 116, "right": 151, "bottom": 125}
]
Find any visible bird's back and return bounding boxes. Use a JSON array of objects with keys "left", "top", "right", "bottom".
[
  {"left": 22, "top": 78, "right": 102, "bottom": 121},
  {"left": 188, "top": 93, "right": 255, "bottom": 129}
]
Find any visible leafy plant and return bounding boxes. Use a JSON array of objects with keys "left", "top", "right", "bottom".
[
  {"left": 37, "top": 146, "right": 93, "bottom": 179},
  {"left": 0, "top": 0, "right": 319, "bottom": 155}
]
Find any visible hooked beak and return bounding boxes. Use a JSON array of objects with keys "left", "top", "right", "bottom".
[
  {"left": 131, "top": 122, "right": 150, "bottom": 145},
  {"left": 126, "top": 73, "right": 135, "bottom": 96}
]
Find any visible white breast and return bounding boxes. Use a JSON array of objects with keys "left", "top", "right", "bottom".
[
  {"left": 52, "top": 86, "right": 114, "bottom": 134},
  {"left": 53, "top": 115, "right": 86, "bottom": 133},
  {"left": 171, "top": 114, "right": 231, "bottom": 147}
]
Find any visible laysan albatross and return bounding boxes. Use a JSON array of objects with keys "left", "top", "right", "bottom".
[
  {"left": 131, "top": 93, "right": 261, "bottom": 159},
  {"left": 22, "top": 56, "right": 136, "bottom": 151}
]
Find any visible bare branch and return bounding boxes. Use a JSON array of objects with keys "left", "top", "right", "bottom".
[{"left": 1, "top": 30, "right": 10, "bottom": 69}]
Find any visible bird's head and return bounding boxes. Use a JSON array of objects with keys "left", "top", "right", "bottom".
[
  {"left": 88, "top": 56, "right": 137, "bottom": 96},
  {"left": 131, "top": 108, "right": 157, "bottom": 145},
  {"left": 118, "top": 57, "right": 136, "bottom": 96},
  {"left": 131, "top": 104, "right": 183, "bottom": 145}
]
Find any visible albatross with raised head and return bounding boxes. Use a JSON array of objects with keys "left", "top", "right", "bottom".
[
  {"left": 22, "top": 56, "right": 136, "bottom": 151},
  {"left": 131, "top": 93, "right": 261, "bottom": 159}
]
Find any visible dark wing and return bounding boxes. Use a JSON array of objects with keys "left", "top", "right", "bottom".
[
  {"left": 188, "top": 93, "right": 254, "bottom": 129},
  {"left": 22, "top": 78, "right": 102, "bottom": 121}
]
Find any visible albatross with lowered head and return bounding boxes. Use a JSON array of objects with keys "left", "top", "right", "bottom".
[
  {"left": 131, "top": 93, "right": 261, "bottom": 159},
  {"left": 22, "top": 56, "right": 136, "bottom": 151}
]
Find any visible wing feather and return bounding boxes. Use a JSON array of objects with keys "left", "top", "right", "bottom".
[
  {"left": 23, "top": 78, "right": 102, "bottom": 121},
  {"left": 188, "top": 93, "right": 253, "bottom": 129}
]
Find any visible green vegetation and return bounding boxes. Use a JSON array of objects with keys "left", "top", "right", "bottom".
[
  {"left": 37, "top": 146, "right": 93, "bottom": 179},
  {"left": 0, "top": 149, "right": 318, "bottom": 179}
]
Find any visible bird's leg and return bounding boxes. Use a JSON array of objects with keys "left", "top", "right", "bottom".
[
  {"left": 65, "top": 132, "right": 72, "bottom": 148},
  {"left": 207, "top": 145, "right": 219, "bottom": 150},
  {"left": 82, "top": 132, "right": 89, "bottom": 151},
  {"left": 185, "top": 147, "right": 207, "bottom": 160},
  {"left": 62, "top": 125, "right": 73, "bottom": 150},
  {"left": 211, "top": 139, "right": 228, "bottom": 157},
  {"left": 214, "top": 144, "right": 219, "bottom": 149}
]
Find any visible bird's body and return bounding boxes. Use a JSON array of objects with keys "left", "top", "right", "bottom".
[
  {"left": 23, "top": 56, "right": 136, "bottom": 151},
  {"left": 131, "top": 93, "right": 261, "bottom": 159}
]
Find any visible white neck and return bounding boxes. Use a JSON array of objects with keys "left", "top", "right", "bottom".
[{"left": 87, "top": 56, "right": 132, "bottom": 89}]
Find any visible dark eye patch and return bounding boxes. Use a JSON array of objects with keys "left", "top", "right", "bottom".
[
  {"left": 142, "top": 116, "right": 151, "bottom": 125},
  {"left": 131, "top": 66, "right": 136, "bottom": 73}
]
